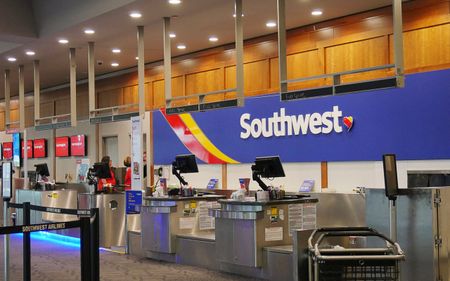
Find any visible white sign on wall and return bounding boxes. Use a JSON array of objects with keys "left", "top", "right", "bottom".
[{"left": 131, "top": 116, "right": 143, "bottom": 190}]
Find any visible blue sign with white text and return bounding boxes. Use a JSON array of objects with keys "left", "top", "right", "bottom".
[
  {"left": 154, "top": 69, "right": 450, "bottom": 164},
  {"left": 125, "top": 190, "right": 142, "bottom": 214}
]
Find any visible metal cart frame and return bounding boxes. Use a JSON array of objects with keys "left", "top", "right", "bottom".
[{"left": 308, "top": 227, "right": 405, "bottom": 281}]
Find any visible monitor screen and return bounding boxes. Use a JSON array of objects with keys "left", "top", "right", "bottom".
[
  {"left": 93, "top": 162, "right": 111, "bottom": 179},
  {"left": 174, "top": 154, "right": 199, "bottom": 173},
  {"left": 21, "top": 140, "right": 33, "bottom": 159},
  {"left": 35, "top": 163, "right": 50, "bottom": 177},
  {"left": 2, "top": 162, "right": 12, "bottom": 199},
  {"left": 383, "top": 154, "right": 399, "bottom": 199},
  {"left": 34, "top": 139, "right": 47, "bottom": 158},
  {"left": 55, "top": 136, "right": 70, "bottom": 157},
  {"left": 12, "top": 133, "right": 21, "bottom": 167},
  {"left": 252, "top": 156, "right": 285, "bottom": 178},
  {"left": 3, "top": 142, "right": 13, "bottom": 160},
  {"left": 70, "top": 135, "right": 87, "bottom": 156}
]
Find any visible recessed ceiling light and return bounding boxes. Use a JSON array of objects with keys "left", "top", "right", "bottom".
[
  {"left": 58, "top": 39, "right": 69, "bottom": 44},
  {"left": 84, "top": 29, "right": 95, "bottom": 34},
  {"left": 168, "top": 0, "right": 181, "bottom": 4},
  {"left": 112, "top": 48, "right": 121, "bottom": 53},
  {"left": 129, "top": 11, "right": 142, "bottom": 18},
  {"left": 177, "top": 44, "right": 186, "bottom": 50},
  {"left": 311, "top": 9, "right": 323, "bottom": 16},
  {"left": 111, "top": 62, "right": 119, "bottom": 67},
  {"left": 7, "top": 57, "right": 16, "bottom": 62},
  {"left": 169, "top": 32, "right": 176, "bottom": 38},
  {"left": 25, "top": 51, "right": 35, "bottom": 56},
  {"left": 209, "top": 36, "right": 219, "bottom": 42},
  {"left": 266, "top": 21, "right": 277, "bottom": 28},
  {"left": 233, "top": 13, "right": 244, "bottom": 18}
]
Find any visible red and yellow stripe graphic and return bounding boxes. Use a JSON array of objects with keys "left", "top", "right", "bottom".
[{"left": 161, "top": 109, "right": 239, "bottom": 164}]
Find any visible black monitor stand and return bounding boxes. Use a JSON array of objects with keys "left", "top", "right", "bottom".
[{"left": 252, "top": 170, "right": 269, "bottom": 191}]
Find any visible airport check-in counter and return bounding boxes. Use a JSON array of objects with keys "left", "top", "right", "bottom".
[
  {"left": 15, "top": 183, "right": 89, "bottom": 225},
  {"left": 211, "top": 197, "right": 318, "bottom": 269},
  {"left": 140, "top": 195, "right": 225, "bottom": 261}
]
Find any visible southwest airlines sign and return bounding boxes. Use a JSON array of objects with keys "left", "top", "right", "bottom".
[
  {"left": 240, "top": 106, "right": 354, "bottom": 139},
  {"left": 154, "top": 69, "right": 450, "bottom": 164}
]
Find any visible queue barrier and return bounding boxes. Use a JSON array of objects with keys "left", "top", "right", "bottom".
[{"left": 1, "top": 201, "right": 99, "bottom": 281}]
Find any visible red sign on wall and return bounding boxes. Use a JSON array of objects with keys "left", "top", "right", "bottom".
[
  {"left": 21, "top": 140, "right": 33, "bottom": 158},
  {"left": 70, "top": 135, "right": 87, "bottom": 156},
  {"left": 55, "top": 136, "right": 70, "bottom": 157},
  {"left": 3, "top": 142, "right": 12, "bottom": 160},
  {"left": 34, "top": 139, "right": 47, "bottom": 158}
]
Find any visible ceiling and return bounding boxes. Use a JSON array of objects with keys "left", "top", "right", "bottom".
[{"left": 0, "top": 0, "right": 394, "bottom": 99}]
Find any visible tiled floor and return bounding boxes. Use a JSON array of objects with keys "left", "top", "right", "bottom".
[{"left": 0, "top": 234, "right": 262, "bottom": 281}]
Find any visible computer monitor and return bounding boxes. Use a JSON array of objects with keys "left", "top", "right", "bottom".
[
  {"left": 93, "top": 162, "right": 112, "bottom": 179},
  {"left": 251, "top": 156, "right": 285, "bottom": 191},
  {"left": 383, "top": 154, "right": 399, "bottom": 200},
  {"left": 35, "top": 163, "right": 50, "bottom": 177},
  {"left": 174, "top": 154, "right": 199, "bottom": 173},
  {"left": 172, "top": 154, "right": 198, "bottom": 186}
]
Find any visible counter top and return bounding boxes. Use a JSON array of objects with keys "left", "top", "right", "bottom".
[
  {"left": 218, "top": 197, "right": 318, "bottom": 206},
  {"left": 143, "top": 194, "right": 225, "bottom": 201}
]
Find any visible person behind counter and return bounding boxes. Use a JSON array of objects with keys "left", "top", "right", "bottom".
[
  {"left": 124, "top": 156, "right": 131, "bottom": 190},
  {"left": 97, "top": 156, "right": 117, "bottom": 191}
]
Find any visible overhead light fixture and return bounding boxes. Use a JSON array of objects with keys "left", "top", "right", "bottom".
[
  {"left": 25, "top": 51, "right": 35, "bottom": 56},
  {"left": 168, "top": 0, "right": 181, "bottom": 4},
  {"left": 266, "top": 21, "right": 277, "bottom": 28},
  {"left": 112, "top": 48, "right": 121, "bottom": 53},
  {"left": 177, "top": 44, "right": 186, "bottom": 50},
  {"left": 311, "top": 9, "right": 323, "bottom": 16},
  {"left": 233, "top": 13, "right": 244, "bottom": 18},
  {"left": 84, "top": 29, "right": 95, "bottom": 34},
  {"left": 7, "top": 57, "right": 16, "bottom": 62},
  {"left": 169, "top": 32, "right": 176, "bottom": 38},
  {"left": 111, "top": 62, "right": 119, "bottom": 67},
  {"left": 209, "top": 36, "right": 219, "bottom": 42},
  {"left": 135, "top": 56, "right": 139, "bottom": 60},
  {"left": 129, "top": 11, "right": 142, "bottom": 18},
  {"left": 58, "top": 39, "right": 69, "bottom": 44}
]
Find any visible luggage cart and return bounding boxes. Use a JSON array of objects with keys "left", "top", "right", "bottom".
[{"left": 308, "top": 227, "right": 405, "bottom": 281}]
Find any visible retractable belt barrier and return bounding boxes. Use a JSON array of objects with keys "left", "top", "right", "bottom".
[{"left": 1, "top": 202, "right": 99, "bottom": 281}]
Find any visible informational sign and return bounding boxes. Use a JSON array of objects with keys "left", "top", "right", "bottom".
[
  {"left": 21, "top": 140, "right": 33, "bottom": 159},
  {"left": 299, "top": 180, "right": 315, "bottom": 192},
  {"left": 2, "top": 162, "right": 12, "bottom": 200},
  {"left": 179, "top": 217, "right": 196, "bottom": 230},
  {"left": 55, "top": 136, "right": 70, "bottom": 157},
  {"left": 288, "top": 203, "right": 317, "bottom": 236},
  {"left": 76, "top": 158, "right": 90, "bottom": 183},
  {"left": 154, "top": 69, "right": 450, "bottom": 164},
  {"left": 33, "top": 139, "right": 47, "bottom": 158},
  {"left": 198, "top": 201, "right": 220, "bottom": 230},
  {"left": 131, "top": 116, "right": 142, "bottom": 190},
  {"left": 206, "top": 179, "right": 219, "bottom": 189},
  {"left": 265, "top": 227, "right": 283, "bottom": 242},
  {"left": 3, "top": 142, "right": 12, "bottom": 159},
  {"left": 12, "top": 133, "right": 21, "bottom": 167},
  {"left": 70, "top": 135, "right": 87, "bottom": 156},
  {"left": 125, "top": 190, "right": 142, "bottom": 214}
]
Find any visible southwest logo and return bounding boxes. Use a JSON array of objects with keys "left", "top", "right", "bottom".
[{"left": 343, "top": 116, "right": 354, "bottom": 131}]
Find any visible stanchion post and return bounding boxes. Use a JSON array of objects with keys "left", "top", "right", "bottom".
[
  {"left": 3, "top": 200, "right": 10, "bottom": 281},
  {"left": 91, "top": 208, "right": 100, "bottom": 281},
  {"left": 80, "top": 215, "right": 92, "bottom": 281},
  {"left": 23, "top": 202, "right": 31, "bottom": 281}
]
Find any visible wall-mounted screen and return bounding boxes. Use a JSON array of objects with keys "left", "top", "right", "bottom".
[
  {"left": 21, "top": 140, "right": 33, "bottom": 159},
  {"left": 13, "top": 133, "right": 21, "bottom": 167},
  {"left": 2, "top": 162, "right": 13, "bottom": 200},
  {"left": 55, "top": 136, "right": 70, "bottom": 157},
  {"left": 70, "top": 135, "right": 87, "bottom": 156},
  {"left": 34, "top": 139, "right": 48, "bottom": 158},
  {"left": 3, "top": 142, "right": 13, "bottom": 160}
]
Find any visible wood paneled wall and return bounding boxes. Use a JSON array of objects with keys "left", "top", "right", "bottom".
[{"left": 0, "top": 0, "right": 449, "bottom": 130}]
